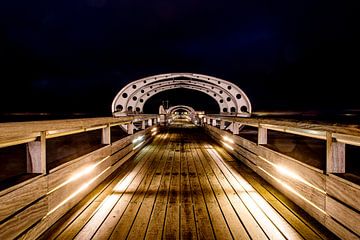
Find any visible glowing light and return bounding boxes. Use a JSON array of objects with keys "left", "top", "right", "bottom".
[
  {"left": 132, "top": 136, "right": 144, "bottom": 144},
  {"left": 223, "top": 136, "right": 234, "bottom": 144},
  {"left": 259, "top": 156, "right": 325, "bottom": 194},
  {"left": 259, "top": 166, "right": 327, "bottom": 214},
  {"left": 133, "top": 141, "right": 144, "bottom": 150},
  {"left": 221, "top": 141, "right": 234, "bottom": 150},
  {"left": 151, "top": 128, "right": 157, "bottom": 132},
  {"left": 46, "top": 167, "right": 110, "bottom": 217},
  {"left": 48, "top": 156, "right": 110, "bottom": 194},
  {"left": 151, "top": 132, "right": 157, "bottom": 136}
]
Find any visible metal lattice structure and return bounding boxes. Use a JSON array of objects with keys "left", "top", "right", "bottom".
[{"left": 112, "top": 73, "right": 252, "bottom": 116}]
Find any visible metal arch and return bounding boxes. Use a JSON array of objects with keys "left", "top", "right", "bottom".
[
  {"left": 112, "top": 73, "right": 252, "bottom": 116},
  {"left": 128, "top": 80, "right": 239, "bottom": 113},
  {"left": 167, "top": 105, "right": 196, "bottom": 114},
  {"left": 133, "top": 84, "right": 229, "bottom": 112}
]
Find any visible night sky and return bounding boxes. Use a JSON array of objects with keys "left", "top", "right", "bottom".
[{"left": 0, "top": 0, "right": 359, "bottom": 115}]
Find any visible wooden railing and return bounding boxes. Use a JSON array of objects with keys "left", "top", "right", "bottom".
[
  {"left": 204, "top": 115, "right": 360, "bottom": 240},
  {"left": 0, "top": 115, "right": 159, "bottom": 239}
]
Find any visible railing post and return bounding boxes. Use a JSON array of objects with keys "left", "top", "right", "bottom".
[
  {"left": 212, "top": 119, "right": 217, "bottom": 127},
  {"left": 127, "top": 122, "right": 134, "bottom": 135},
  {"left": 232, "top": 122, "right": 240, "bottom": 135},
  {"left": 207, "top": 118, "right": 211, "bottom": 125},
  {"left": 148, "top": 119, "right": 153, "bottom": 127},
  {"left": 26, "top": 131, "right": 46, "bottom": 174},
  {"left": 326, "top": 132, "right": 345, "bottom": 173},
  {"left": 101, "top": 125, "right": 111, "bottom": 145},
  {"left": 141, "top": 120, "right": 146, "bottom": 130},
  {"left": 258, "top": 127, "right": 267, "bottom": 145},
  {"left": 220, "top": 120, "right": 225, "bottom": 130}
]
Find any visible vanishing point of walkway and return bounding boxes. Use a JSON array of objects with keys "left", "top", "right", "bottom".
[{"left": 41, "top": 120, "right": 336, "bottom": 240}]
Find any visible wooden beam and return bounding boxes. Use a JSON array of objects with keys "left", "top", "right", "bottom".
[
  {"left": 26, "top": 132, "right": 46, "bottom": 174},
  {"left": 326, "top": 132, "right": 345, "bottom": 173},
  {"left": 101, "top": 125, "right": 111, "bottom": 145},
  {"left": 212, "top": 119, "right": 217, "bottom": 127},
  {"left": 232, "top": 122, "right": 240, "bottom": 135},
  {"left": 128, "top": 123, "right": 134, "bottom": 135},
  {"left": 258, "top": 127, "right": 267, "bottom": 145},
  {"left": 141, "top": 121, "right": 146, "bottom": 130},
  {"left": 220, "top": 120, "right": 225, "bottom": 130}
]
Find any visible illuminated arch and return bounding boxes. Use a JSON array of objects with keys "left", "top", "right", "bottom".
[
  {"left": 167, "top": 105, "right": 196, "bottom": 114},
  {"left": 112, "top": 73, "right": 252, "bottom": 116}
]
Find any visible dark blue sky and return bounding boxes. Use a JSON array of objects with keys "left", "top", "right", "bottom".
[{"left": 0, "top": 0, "right": 359, "bottom": 114}]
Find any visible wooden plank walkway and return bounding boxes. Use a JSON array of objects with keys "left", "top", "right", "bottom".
[{"left": 40, "top": 120, "right": 337, "bottom": 240}]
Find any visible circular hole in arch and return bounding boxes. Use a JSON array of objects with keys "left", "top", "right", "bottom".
[
  {"left": 211, "top": 86, "right": 214, "bottom": 89},
  {"left": 136, "top": 107, "right": 141, "bottom": 112},
  {"left": 132, "top": 85, "right": 137, "bottom": 89},
  {"left": 141, "top": 89, "right": 145, "bottom": 93},
  {"left": 206, "top": 90, "right": 209, "bottom": 93},
  {"left": 219, "top": 99, "right": 224, "bottom": 103},
  {"left": 140, "top": 99, "right": 144, "bottom": 103},
  {"left": 218, "top": 81, "right": 221, "bottom": 84},
  {"left": 213, "top": 94, "right": 217, "bottom": 97},
  {"left": 150, "top": 86, "right": 153, "bottom": 89},
  {"left": 143, "top": 80, "right": 147, "bottom": 83},
  {"left": 127, "top": 106, "right": 133, "bottom": 112},
  {"left": 241, "top": 106, "right": 248, "bottom": 112},
  {"left": 236, "top": 94, "right": 242, "bottom": 99},
  {"left": 132, "top": 96, "right": 137, "bottom": 101},
  {"left": 147, "top": 93, "right": 150, "bottom": 96},
  {"left": 226, "top": 97, "right": 231, "bottom": 102},
  {"left": 122, "top": 93, "right": 128, "bottom": 98},
  {"left": 227, "top": 86, "right": 232, "bottom": 90},
  {"left": 230, "top": 107, "right": 236, "bottom": 113},
  {"left": 154, "top": 90, "right": 157, "bottom": 92},
  {"left": 219, "top": 90, "right": 223, "bottom": 94},
  {"left": 116, "top": 105, "right": 123, "bottom": 111},
  {"left": 223, "top": 108, "right": 228, "bottom": 112}
]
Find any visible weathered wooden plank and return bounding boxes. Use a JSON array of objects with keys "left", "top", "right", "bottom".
[
  {"left": 126, "top": 139, "right": 170, "bottom": 240},
  {"left": 41, "top": 153, "right": 140, "bottom": 240},
  {"left": 164, "top": 140, "right": 181, "bottom": 240},
  {"left": 53, "top": 141, "right": 156, "bottom": 240},
  {"left": 256, "top": 156, "right": 326, "bottom": 210},
  {"left": 48, "top": 145, "right": 111, "bottom": 189},
  {"left": 91, "top": 135, "right": 167, "bottom": 239},
  {"left": 48, "top": 155, "right": 113, "bottom": 210},
  {"left": 326, "top": 132, "right": 345, "bottom": 173},
  {"left": 0, "top": 176, "right": 47, "bottom": 222},
  {"left": 326, "top": 174, "right": 360, "bottom": 212},
  {"left": 105, "top": 148, "right": 164, "bottom": 240},
  {"left": 205, "top": 115, "right": 360, "bottom": 137},
  {"left": 205, "top": 147, "right": 287, "bottom": 240},
  {"left": 145, "top": 134, "right": 176, "bottom": 240},
  {"left": 0, "top": 197, "right": 48, "bottom": 240},
  {"left": 19, "top": 164, "right": 114, "bottom": 240},
  {"left": 231, "top": 159, "right": 322, "bottom": 240},
  {"left": 190, "top": 142, "right": 233, "bottom": 240},
  {"left": 179, "top": 142, "right": 197, "bottom": 239},
  {"left": 0, "top": 115, "right": 157, "bottom": 140},
  {"left": 258, "top": 127, "right": 268, "bottom": 145},
  {"left": 26, "top": 131, "right": 46, "bottom": 174},
  {"left": 195, "top": 145, "right": 251, "bottom": 240},
  {"left": 324, "top": 215, "right": 359, "bottom": 240},
  {"left": 326, "top": 196, "right": 360, "bottom": 236}
]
